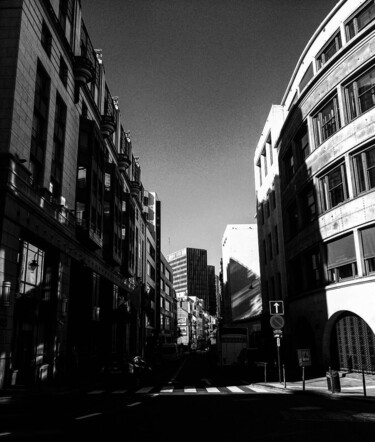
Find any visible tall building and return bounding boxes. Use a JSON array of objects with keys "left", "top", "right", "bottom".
[
  {"left": 221, "top": 224, "right": 262, "bottom": 345},
  {"left": 207, "top": 265, "right": 217, "bottom": 316},
  {"left": 144, "top": 191, "right": 161, "bottom": 346},
  {"left": 254, "top": 0, "right": 375, "bottom": 375},
  {"left": 159, "top": 253, "right": 177, "bottom": 345},
  {"left": 167, "top": 248, "right": 208, "bottom": 307},
  {"left": 0, "top": 0, "right": 160, "bottom": 389}
]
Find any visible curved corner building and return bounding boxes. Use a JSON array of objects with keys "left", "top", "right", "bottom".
[{"left": 255, "top": 0, "right": 375, "bottom": 374}]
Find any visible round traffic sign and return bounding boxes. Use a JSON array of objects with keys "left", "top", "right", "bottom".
[{"left": 270, "top": 315, "right": 285, "bottom": 329}]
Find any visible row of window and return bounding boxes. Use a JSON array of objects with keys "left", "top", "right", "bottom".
[
  {"left": 262, "top": 225, "right": 279, "bottom": 265},
  {"left": 258, "top": 189, "right": 276, "bottom": 225},
  {"left": 282, "top": 60, "right": 375, "bottom": 190},
  {"left": 31, "top": 62, "right": 68, "bottom": 200},
  {"left": 288, "top": 225, "right": 375, "bottom": 296},
  {"left": 285, "top": 143, "right": 375, "bottom": 240},
  {"left": 257, "top": 1, "right": 375, "bottom": 188},
  {"left": 302, "top": 1, "right": 375, "bottom": 89}
]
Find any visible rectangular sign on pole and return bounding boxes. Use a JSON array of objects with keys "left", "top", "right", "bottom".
[
  {"left": 269, "top": 300, "right": 284, "bottom": 315},
  {"left": 297, "top": 348, "right": 311, "bottom": 367}
]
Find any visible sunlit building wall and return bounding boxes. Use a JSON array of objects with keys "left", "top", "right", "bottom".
[
  {"left": 254, "top": 0, "right": 375, "bottom": 374},
  {"left": 221, "top": 224, "right": 262, "bottom": 344}
]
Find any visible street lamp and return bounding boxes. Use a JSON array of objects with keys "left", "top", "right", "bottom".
[{"left": 28, "top": 252, "right": 39, "bottom": 272}]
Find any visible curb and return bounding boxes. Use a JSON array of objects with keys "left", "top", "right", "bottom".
[{"left": 254, "top": 382, "right": 375, "bottom": 402}]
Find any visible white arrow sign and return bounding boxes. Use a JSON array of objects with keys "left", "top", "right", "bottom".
[{"left": 269, "top": 300, "right": 284, "bottom": 315}]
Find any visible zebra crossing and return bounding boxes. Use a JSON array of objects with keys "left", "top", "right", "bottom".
[{"left": 87, "top": 384, "right": 271, "bottom": 396}]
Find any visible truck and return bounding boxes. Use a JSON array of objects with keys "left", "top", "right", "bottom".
[{"left": 217, "top": 327, "right": 248, "bottom": 366}]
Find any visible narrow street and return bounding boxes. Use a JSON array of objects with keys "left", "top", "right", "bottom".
[{"left": 0, "top": 351, "right": 374, "bottom": 440}]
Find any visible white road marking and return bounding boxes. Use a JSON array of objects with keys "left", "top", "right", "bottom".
[
  {"left": 0, "top": 433, "right": 11, "bottom": 437},
  {"left": 227, "top": 386, "right": 245, "bottom": 393},
  {"left": 127, "top": 402, "right": 142, "bottom": 407},
  {"left": 161, "top": 386, "right": 174, "bottom": 393},
  {"left": 206, "top": 387, "right": 221, "bottom": 393},
  {"left": 245, "top": 385, "right": 272, "bottom": 393},
  {"left": 112, "top": 389, "right": 128, "bottom": 394},
  {"left": 184, "top": 387, "right": 197, "bottom": 393},
  {"left": 136, "top": 386, "right": 153, "bottom": 394},
  {"left": 75, "top": 412, "right": 102, "bottom": 420}
]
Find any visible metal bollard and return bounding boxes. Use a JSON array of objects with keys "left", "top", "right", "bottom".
[{"left": 362, "top": 369, "right": 367, "bottom": 397}]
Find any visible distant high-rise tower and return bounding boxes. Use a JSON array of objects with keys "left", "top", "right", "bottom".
[
  {"left": 167, "top": 248, "right": 208, "bottom": 308},
  {"left": 207, "top": 265, "right": 217, "bottom": 316}
]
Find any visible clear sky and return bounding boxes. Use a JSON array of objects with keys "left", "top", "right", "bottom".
[{"left": 81, "top": 0, "right": 338, "bottom": 271}]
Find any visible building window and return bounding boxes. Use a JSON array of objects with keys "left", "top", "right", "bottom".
[
  {"left": 299, "top": 62, "right": 314, "bottom": 92},
  {"left": 361, "top": 225, "right": 375, "bottom": 274},
  {"left": 261, "top": 147, "right": 267, "bottom": 177},
  {"left": 316, "top": 30, "right": 342, "bottom": 70},
  {"left": 18, "top": 241, "right": 45, "bottom": 296},
  {"left": 352, "top": 145, "right": 375, "bottom": 194},
  {"left": 41, "top": 21, "right": 52, "bottom": 56},
  {"left": 326, "top": 234, "right": 357, "bottom": 282},
  {"left": 30, "top": 63, "right": 50, "bottom": 186},
  {"left": 147, "top": 240, "right": 156, "bottom": 260},
  {"left": 59, "top": 56, "right": 68, "bottom": 87},
  {"left": 274, "top": 226, "right": 279, "bottom": 255},
  {"left": 306, "top": 247, "right": 322, "bottom": 288},
  {"left": 113, "top": 284, "right": 119, "bottom": 309},
  {"left": 165, "top": 317, "right": 170, "bottom": 330},
  {"left": 267, "top": 134, "right": 273, "bottom": 165},
  {"left": 286, "top": 201, "right": 299, "bottom": 238},
  {"left": 319, "top": 163, "right": 348, "bottom": 211},
  {"left": 147, "top": 261, "right": 155, "bottom": 281},
  {"left": 50, "top": 94, "right": 67, "bottom": 198},
  {"left": 295, "top": 122, "right": 310, "bottom": 163},
  {"left": 256, "top": 158, "right": 262, "bottom": 186},
  {"left": 313, "top": 95, "right": 341, "bottom": 145},
  {"left": 59, "top": 0, "right": 74, "bottom": 46},
  {"left": 258, "top": 201, "right": 264, "bottom": 225},
  {"left": 283, "top": 146, "right": 294, "bottom": 185},
  {"left": 264, "top": 200, "right": 270, "bottom": 218},
  {"left": 346, "top": 65, "right": 375, "bottom": 121},
  {"left": 300, "top": 183, "right": 317, "bottom": 226},
  {"left": 270, "top": 190, "right": 276, "bottom": 209},
  {"left": 268, "top": 233, "right": 273, "bottom": 260},
  {"left": 346, "top": 1, "right": 375, "bottom": 41}
]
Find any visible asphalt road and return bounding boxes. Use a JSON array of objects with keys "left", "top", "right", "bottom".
[{"left": 0, "top": 351, "right": 374, "bottom": 440}]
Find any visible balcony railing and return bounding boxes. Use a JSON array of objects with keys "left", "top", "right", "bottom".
[
  {"left": 2, "top": 155, "right": 76, "bottom": 233},
  {"left": 118, "top": 127, "right": 132, "bottom": 171},
  {"left": 101, "top": 84, "right": 117, "bottom": 138},
  {"left": 74, "top": 21, "right": 95, "bottom": 84}
]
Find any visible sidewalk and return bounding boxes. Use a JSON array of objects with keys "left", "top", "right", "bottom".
[{"left": 255, "top": 371, "right": 375, "bottom": 401}]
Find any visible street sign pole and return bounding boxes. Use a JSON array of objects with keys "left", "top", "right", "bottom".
[
  {"left": 277, "top": 338, "right": 281, "bottom": 383},
  {"left": 302, "top": 366, "right": 305, "bottom": 391}
]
